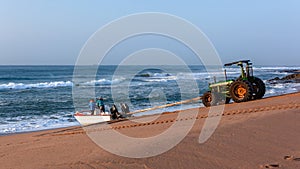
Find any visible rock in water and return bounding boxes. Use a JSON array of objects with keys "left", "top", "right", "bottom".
[{"left": 268, "top": 71, "right": 300, "bottom": 83}]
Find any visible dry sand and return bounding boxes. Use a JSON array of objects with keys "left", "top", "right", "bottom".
[{"left": 0, "top": 92, "right": 300, "bottom": 169}]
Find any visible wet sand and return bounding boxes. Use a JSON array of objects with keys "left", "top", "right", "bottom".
[{"left": 0, "top": 92, "right": 300, "bottom": 169}]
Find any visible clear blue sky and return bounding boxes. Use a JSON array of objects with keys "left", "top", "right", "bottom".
[{"left": 0, "top": 0, "right": 299, "bottom": 65}]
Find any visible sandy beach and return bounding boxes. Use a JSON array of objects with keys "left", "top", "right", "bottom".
[{"left": 1, "top": 92, "right": 300, "bottom": 169}]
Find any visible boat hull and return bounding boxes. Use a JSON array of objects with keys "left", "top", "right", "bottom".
[{"left": 74, "top": 113, "right": 111, "bottom": 125}]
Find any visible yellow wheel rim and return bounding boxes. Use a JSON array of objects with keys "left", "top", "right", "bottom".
[{"left": 236, "top": 85, "right": 246, "bottom": 98}]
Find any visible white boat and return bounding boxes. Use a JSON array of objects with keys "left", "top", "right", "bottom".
[{"left": 74, "top": 112, "right": 111, "bottom": 126}]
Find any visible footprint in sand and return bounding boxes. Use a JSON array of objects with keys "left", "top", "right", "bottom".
[
  {"left": 292, "top": 157, "right": 300, "bottom": 161},
  {"left": 284, "top": 155, "right": 293, "bottom": 160},
  {"left": 283, "top": 155, "right": 300, "bottom": 161},
  {"left": 263, "top": 164, "right": 280, "bottom": 168}
]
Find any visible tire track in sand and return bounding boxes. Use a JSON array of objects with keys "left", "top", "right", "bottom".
[{"left": 49, "top": 102, "right": 300, "bottom": 136}]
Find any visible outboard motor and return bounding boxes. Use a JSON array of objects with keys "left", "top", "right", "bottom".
[
  {"left": 120, "top": 103, "right": 131, "bottom": 117},
  {"left": 120, "top": 103, "right": 130, "bottom": 113},
  {"left": 110, "top": 104, "right": 121, "bottom": 120}
]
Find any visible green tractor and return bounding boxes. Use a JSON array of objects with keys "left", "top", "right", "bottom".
[{"left": 202, "top": 60, "right": 266, "bottom": 107}]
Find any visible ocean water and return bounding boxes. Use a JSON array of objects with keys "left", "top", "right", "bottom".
[{"left": 0, "top": 65, "right": 299, "bottom": 134}]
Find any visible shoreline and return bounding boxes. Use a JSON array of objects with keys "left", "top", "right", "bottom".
[{"left": 1, "top": 91, "right": 299, "bottom": 137}]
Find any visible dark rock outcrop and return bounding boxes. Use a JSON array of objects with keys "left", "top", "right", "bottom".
[
  {"left": 279, "top": 69, "right": 300, "bottom": 74},
  {"left": 268, "top": 72, "right": 300, "bottom": 83}
]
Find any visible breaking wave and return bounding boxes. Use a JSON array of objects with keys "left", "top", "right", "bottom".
[
  {"left": 82, "top": 78, "right": 126, "bottom": 85},
  {"left": 136, "top": 72, "right": 172, "bottom": 78},
  {"left": 0, "top": 81, "right": 73, "bottom": 90},
  {"left": 259, "top": 66, "right": 300, "bottom": 70},
  {"left": 0, "top": 78, "right": 127, "bottom": 90}
]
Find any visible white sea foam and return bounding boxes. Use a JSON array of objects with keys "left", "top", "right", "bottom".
[
  {"left": 0, "top": 78, "right": 127, "bottom": 90},
  {"left": 0, "top": 81, "right": 73, "bottom": 90},
  {"left": 0, "top": 112, "right": 78, "bottom": 134},
  {"left": 83, "top": 78, "right": 125, "bottom": 85},
  {"left": 152, "top": 72, "right": 172, "bottom": 77},
  {"left": 258, "top": 66, "right": 300, "bottom": 70},
  {"left": 265, "top": 82, "right": 300, "bottom": 97},
  {"left": 143, "top": 76, "right": 177, "bottom": 82}
]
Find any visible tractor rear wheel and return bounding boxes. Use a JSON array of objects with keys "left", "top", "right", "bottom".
[
  {"left": 230, "top": 81, "right": 253, "bottom": 103},
  {"left": 250, "top": 77, "right": 266, "bottom": 99},
  {"left": 202, "top": 91, "right": 212, "bottom": 107}
]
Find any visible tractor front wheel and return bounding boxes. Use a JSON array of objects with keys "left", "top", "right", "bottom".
[
  {"left": 230, "top": 81, "right": 253, "bottom": 103},
  {"left": 202, "top": 92, "right": 212, "bottom": 107}
]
